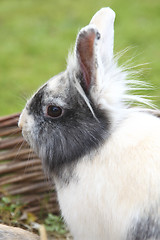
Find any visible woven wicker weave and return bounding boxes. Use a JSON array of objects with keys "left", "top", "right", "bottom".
[{"left": 0, "top": 113, "right": 59, "bottom": 217}]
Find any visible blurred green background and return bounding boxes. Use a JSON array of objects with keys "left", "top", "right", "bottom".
[{"left": 0, "top": 0, "right": 160, "bottom": 116}]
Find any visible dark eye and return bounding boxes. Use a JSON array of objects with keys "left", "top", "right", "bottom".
[{"left": 47, "top": 105, "right": 63, "bottom": 118}]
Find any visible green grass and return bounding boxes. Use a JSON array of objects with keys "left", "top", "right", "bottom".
[
  {"left": 0, "top": 0, "right": 160, "bottom": 115},
  {"left": 0, "top": 196, "right": 70, "bottom": 238}
]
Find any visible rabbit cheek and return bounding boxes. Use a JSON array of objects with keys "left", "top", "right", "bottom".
[
  {"left": 31, "top": 99, "right": 109, "bottom": 183},
  {"left": 39, "top": 106, "right": 109, "bottom": 182}
]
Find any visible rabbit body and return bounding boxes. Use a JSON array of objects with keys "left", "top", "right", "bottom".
[
  {"left": 19, "top": 7, "right": 160, "bottom": 240},
  {"left": 55, "top": 111, "right": 160, "bottom": 240}
]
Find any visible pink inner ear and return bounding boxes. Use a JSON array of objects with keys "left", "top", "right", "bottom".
[{"left": 77, "top": 30, "right": 96, "bottom": 89}]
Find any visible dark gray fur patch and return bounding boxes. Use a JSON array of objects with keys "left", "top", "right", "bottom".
[
  {"left": 27, "top": 76, "right": 110, "bottom": 184},
  {"left": 128, "top": 214, "right": 160, "bottom": 240}
]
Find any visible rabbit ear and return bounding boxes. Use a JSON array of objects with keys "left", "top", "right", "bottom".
[
  {"left": 76, "top": 26, "right": 100, "bottom": 91},
  {"left": 90, "top": 7, "right": 115, "bottom": 65},
  {"left": 75, "top": 8, "right": 115, "bottom": 91}
]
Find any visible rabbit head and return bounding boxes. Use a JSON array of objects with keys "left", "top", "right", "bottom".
[{"left": 19, "top": 8, "right": 132, "bottom": 178}]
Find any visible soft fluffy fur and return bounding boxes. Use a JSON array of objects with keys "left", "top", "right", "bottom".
[{"left": 19, "top": 7, "right": 160, "bottom": 240}]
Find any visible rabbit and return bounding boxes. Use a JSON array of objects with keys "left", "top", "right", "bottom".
[{"left": 19, "top": 7, "right": 160, "bottom": 240}]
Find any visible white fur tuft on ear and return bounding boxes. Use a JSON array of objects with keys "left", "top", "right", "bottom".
[{"left": 90, "top": 7, "right": 115, "bottom": 65}]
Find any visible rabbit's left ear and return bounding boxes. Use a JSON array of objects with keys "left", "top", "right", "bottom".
[{"left": 90, "top": 8, "right": 115, "bottom": 65}]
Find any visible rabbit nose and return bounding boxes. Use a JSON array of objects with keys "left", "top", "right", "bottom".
[
  {"left": 18, "top": 110, "right": 26, "bottom": 129},
  {"left": 18, "top": 119, "right": 23, "bottom": 129}
]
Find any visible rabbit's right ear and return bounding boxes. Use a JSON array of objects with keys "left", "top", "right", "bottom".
[
  {"left": 75, "top": 8, "right": 115, "bottom": 92},
  {"left": 75, "top": 26, "right": 100, "bottom": 91}
]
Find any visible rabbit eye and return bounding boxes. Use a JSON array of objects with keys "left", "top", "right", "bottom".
[{"left": 47, "top": 105, "right": 63, "bottom": 118}]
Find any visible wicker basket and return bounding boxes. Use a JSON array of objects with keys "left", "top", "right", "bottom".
[{"left": 0, "top": 113, "right": 59, "bottom": 217}]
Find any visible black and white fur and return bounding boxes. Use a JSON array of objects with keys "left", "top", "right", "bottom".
[{"left": 19, "top": 8, "right": 160, "bottom": 240}]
